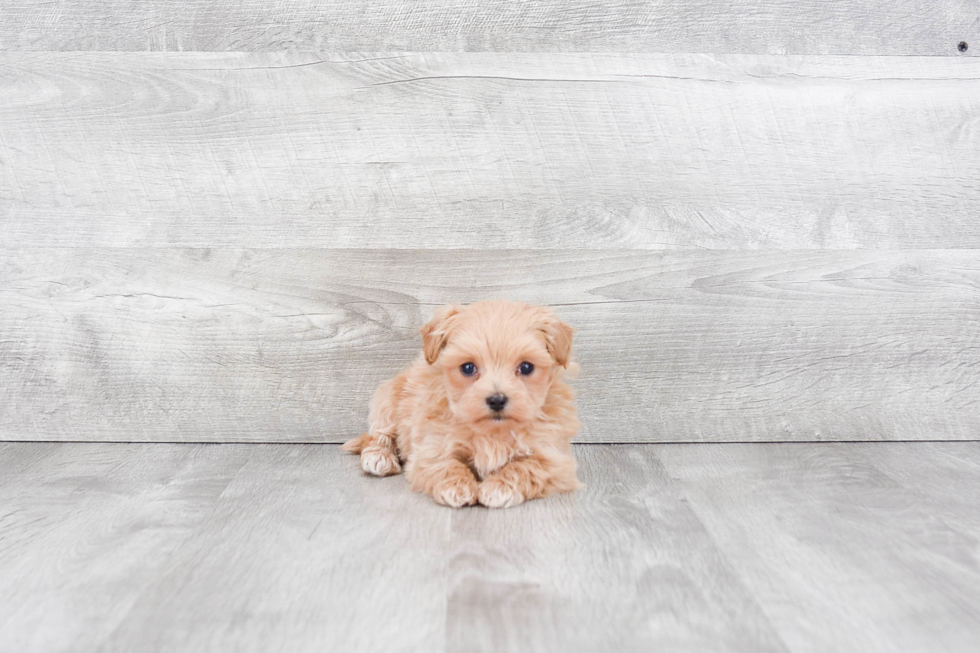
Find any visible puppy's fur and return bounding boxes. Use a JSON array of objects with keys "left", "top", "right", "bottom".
[{"left": 342, "top": 300, "right": 581, "bottom": 508}]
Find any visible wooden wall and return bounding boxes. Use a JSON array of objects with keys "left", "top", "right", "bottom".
[{"left": 1, "top": 2, "right": 977, "bottom": 442}]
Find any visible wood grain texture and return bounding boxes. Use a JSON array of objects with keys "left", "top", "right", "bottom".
[
  {"left": 98, "top": 445, "right": 452, "bottom": 653},
  {"left": 3, "top": 442, "right": 980, "bottom": 652},
  {"left": 0, "top": 444, "right": 254, "bottom": 652},
  {"left": 447, "top": 445, "right": 787, "bottom": 653},
  {"left": 0, "top": 443, "right": 450, "bottom": 653},
  {"left": 657, "top": 442, "right": 980, "bottom": 653},
  {"left": 3, "top": 53, "right": 980, "bottom": 249},
  {"left": 0, "top": 0, "right": 975, "bottom": 53},
  {"left": 848, "top": 442, "right": 980, "bottom": 538},
  {"left": 2, "top": 248, "right": 977, "bottom": 443}
]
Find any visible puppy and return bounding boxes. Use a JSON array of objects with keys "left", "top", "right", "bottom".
[{"left": 342, "top": 300, "right": 581, "bottom": 508}]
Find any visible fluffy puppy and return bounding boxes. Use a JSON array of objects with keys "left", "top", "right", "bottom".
[{"left": 342, "top": 300, "right": 581, "bottom": 508}]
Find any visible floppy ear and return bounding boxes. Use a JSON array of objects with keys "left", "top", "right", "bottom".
[
  {"left": 539, "top": 310, "right": 574, "bottom": 368},
  {"left": 420, "top": 304, "right": 462, "bottom": 364}
]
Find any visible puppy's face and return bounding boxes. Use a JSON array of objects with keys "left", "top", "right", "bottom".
[{"left": 420, "top": 301, "right": 573, "bottom": 428}]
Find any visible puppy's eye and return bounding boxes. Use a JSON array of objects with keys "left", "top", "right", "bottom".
[
  {"left": 518, "top": 361, "right": 534, "bottom": 376},
  {"left": 460, "top": 362, "right": 477, "bottom": 376}
]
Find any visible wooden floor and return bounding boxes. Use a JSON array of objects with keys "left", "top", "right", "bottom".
[{"left": 1, "top": 442, "right": 978, "bottom": 652}]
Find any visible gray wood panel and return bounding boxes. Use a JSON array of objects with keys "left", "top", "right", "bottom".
[
  {"left": 3, "top": 53, "right": 980, "bottom": 249},
  {"left": 98, "top": 445, "right": 452, "bottom": 653},
  {"left": 657, "top": 442, "right": 980, "bottom": 653},
  {"left": 0, "top": 443, "right": 784, "bottom": 653},
  {"left": 0, "top": 443, "right": 450, "bottom": 652},
  {"left": 447, "top": 445, "right": 787, "bottom": 653},
  {"left": 848, "top": 442, "right": 980, "bottom": 538},
  {"left": 0, "top": 1, "right": 975, "bottom": 54},
  {"left": 3, "top": 442, "right": 980, "bottom": 652},
  {"left": 0, "top": 444, "right": 255, "bottom": 652},
  {"left": 2, "top": 248, "right": 977, "bottom": 443}
]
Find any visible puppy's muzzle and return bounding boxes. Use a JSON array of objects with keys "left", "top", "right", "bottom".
[{"left": 486, "top": 393, "right": 508, "bottom": 415}]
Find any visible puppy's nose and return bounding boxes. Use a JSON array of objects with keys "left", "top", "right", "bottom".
[{"left": 486, "top": 393, "right": 508, "bottom": 412}]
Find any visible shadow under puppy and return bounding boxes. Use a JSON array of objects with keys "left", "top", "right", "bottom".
[{"left": 343, "top": 300, "right": 582, "bottom": 508}]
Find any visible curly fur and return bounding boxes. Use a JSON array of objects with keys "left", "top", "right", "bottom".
[{"left": 342, "top": 300, "right": 582, "bottom": 508}]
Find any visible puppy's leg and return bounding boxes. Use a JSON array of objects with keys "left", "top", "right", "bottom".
[
  {"left": 478, "top": 449, "right": 580, "bottom": 508},
  {"left": 406, "top": 452, "right": 479, "bottom": 508},
  {"left": 341, "top": 377, "right": 402, "bottom": 477}
]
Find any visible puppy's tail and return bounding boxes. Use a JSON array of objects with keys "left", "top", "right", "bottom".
[{"left": 341, "top": 433, "right": 368, "bottom": 454}]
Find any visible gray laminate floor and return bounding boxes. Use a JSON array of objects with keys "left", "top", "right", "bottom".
[{"left": 1, "top": 442, "right": 978, "bottom": 653}]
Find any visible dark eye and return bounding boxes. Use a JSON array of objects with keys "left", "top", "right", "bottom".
[
  {"left": 518, "top": 361, "right": 534, "bottom": 376},
  {"left": 460, "top": 362, "right": 477, "bottom": 376}
]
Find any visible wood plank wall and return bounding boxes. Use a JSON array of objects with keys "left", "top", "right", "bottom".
[{"left": 1, "top": 2, "right": 977, "bottom": 442}]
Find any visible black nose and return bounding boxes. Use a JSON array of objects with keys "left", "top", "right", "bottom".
[{"left": 486, "top": 393, "right": 508, "bottom": 412}]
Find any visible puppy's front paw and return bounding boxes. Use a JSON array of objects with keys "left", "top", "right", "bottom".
[
  {"left": 360, "top": 447, "right": 401, "bottom": 477},
  {"left": 433, "top": 475, "right": 478, "bottom": 508},
  {"left": 478, "top": 476, "right": 525, "bottom": 509}
]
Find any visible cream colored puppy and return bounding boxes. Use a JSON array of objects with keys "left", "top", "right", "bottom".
[{"left": 343, "top": 300, "right": 581, "bottom": 508}]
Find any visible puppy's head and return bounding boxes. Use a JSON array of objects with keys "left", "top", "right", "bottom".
[{"left": 420, "top": 300, "right": 574, "bottom": 426}]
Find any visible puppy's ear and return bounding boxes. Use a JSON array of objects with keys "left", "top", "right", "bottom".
[
  {"left": 420, "top": 304, "right": 462, "bottom": 364},
  {"left": 539, "top": 310, "right": 574, "bottom": 368}
]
